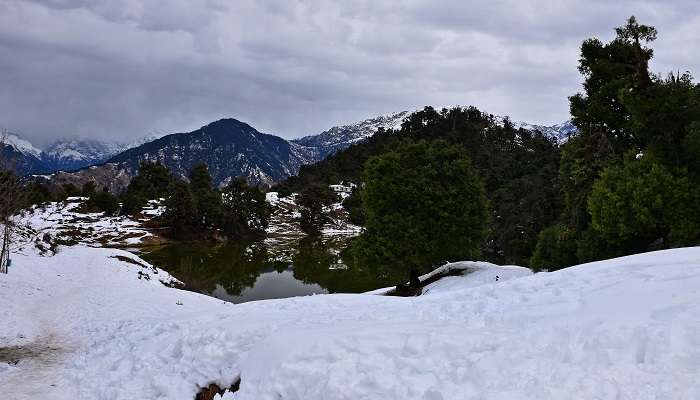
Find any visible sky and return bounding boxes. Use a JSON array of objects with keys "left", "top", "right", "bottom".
[{"left": 1, "top": 0, "right": 699, "bottom": 146}]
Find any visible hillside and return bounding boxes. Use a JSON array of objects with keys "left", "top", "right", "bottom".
[
  {"left": 276, "top": 106, "right": 563, "bottom": 265},
  {"left": 106, "top": 118, "right": 318, "bottom": 186},
  {"left": 293, "top": 111, "right": 411, "bottom": 158}
]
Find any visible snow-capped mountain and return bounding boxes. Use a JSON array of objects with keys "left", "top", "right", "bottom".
[
  {"left": 1, "top": 133, "right": 46, "bottom": 175},
  {"left": 293, "top": 111, "right": 410, "bottom": 158},
  {"left": 514, "top": 120, "right": 577, "bottom": 144},
  {"left": 42, "top": 139, "right": 124, "bottom": 172},
  {"left": 107, "top": 118, "right": 319, "bottom": 187},
  {"left": 295, "top": 111, "right": 577, "bottom": 158},
  {"left": 1, "top": 132, "right": 167, "bottom": 175},
  {"left": 2, "top": 133, "right": 43, "bottom": 158}
]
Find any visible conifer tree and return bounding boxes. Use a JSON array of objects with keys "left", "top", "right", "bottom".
[
  {"left": 351, "top": 140, "right": 489, "bottom": 284},
  {"left": 220, "top": 177, "right": 270, "bottom": 238}
]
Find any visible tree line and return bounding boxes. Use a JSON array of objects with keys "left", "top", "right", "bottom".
[{"left": 0, "top": 159, "right": 270, "bottom": 241}]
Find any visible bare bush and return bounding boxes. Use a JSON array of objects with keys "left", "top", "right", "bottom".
[{"left": 1, "top": 133, "right": 28, "bottom": 273}]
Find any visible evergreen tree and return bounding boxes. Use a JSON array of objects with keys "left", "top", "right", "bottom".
[
  {"left": 189, "top": 163, "right": 222, "bottom": 229},
  {"left": 81, "top": 181, "right": 96, "bottom": 197},
  {"left": 87, "top": 187, "right": 120, "bottom": 216},
  {"left": 351, "top": 140, "right": 489, "bottom": 283},
  {"left": 24, "top": 181, "right": 53, "bottom": 206},
  {"left": 529, "top": 224, "right": 578, "bottom": 272},
  {"left": 275, "top": 106, "right": 560, "bottom": 265},
  {"left": 220, "top": 177, "right": 270, "bottom": 238},
  {"left": 341, "top": 187, "right": 365, "bottom": 226},
  {"left": 569, "top": 16, "right": 657, "bottom": 152},
  {"left": 162, "top": 180, "right": 199, "bottom": 238},
  {"left": 588, "top": 155, "right": 700, "bottom": 249},
  {"left": 121, "top": 161, "right": 173, "bottom": 215},
  {"left": 298, "top": 185, "right": 338, "bottom": 235},
  {"left": 60, "top": 183, "right": 80, "bottom": 199}
]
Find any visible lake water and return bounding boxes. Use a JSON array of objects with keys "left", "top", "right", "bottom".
[{"left": 140, "top": 236, "right": 386, "bottom": 303}]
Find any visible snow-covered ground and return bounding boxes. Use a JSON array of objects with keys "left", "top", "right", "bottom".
[
  {"left": 15, "top": 197, "right": 162, "bottom": 249},
  {"left": 1, "top": 242, "right": 699, "bottom": 399},
  {"left": 265, "top": 185, "right": 362, "bottom": 239}
]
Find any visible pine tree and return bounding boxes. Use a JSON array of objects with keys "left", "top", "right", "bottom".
[
  {"left": 189, "top": 164, "right": 222, "bottom": 229},
  {"left": 298, "top": 185, "right": 338, "bottom": 235},
  {"left": 162, "top": 180, "right": 199, "bottom": 238},
  {"left": 220, "top": 177, "right": 270, "bottom": 238},
  {"left": 121, "top": 161, "right": 173, "bottom": 215},
  {"left": 351, "top": 140, "right": 489, "bottom": 284}
]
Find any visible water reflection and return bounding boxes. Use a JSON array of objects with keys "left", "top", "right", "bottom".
[{"left": 140, "top": 236, "right": 386, "bottom": 303}]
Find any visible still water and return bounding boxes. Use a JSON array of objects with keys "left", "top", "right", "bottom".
[{"left": 140, "top": 236, "right": 384, "bottom": 303}]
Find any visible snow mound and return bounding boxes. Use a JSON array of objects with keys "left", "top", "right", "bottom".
[{"left": 421, "top": 261, "right": 533, "bottom": 295}]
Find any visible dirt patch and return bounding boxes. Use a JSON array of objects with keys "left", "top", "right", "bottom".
[
  {"left": 195, "top": 377, "right": 241, "bottom": 400},
  {"left": 111, "top": 255, "right": 151, "bottom": 270},
  {"left": 0, "top": 341, "right": 63, "bottom": 365}
]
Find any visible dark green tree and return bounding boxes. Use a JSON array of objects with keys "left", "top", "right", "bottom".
[
  {"left": 622, "top": 72, "right": 700, "bottom": 168},
  {"left": 529, "top": 224, "right": 578, "bottom": 272},
  {"left": 569, "top": 16, "right": 657, "bottom": 152},
  {"left": 81, "top": 181, "right": 97, "bottom": 197},
  {"left": 87, "top": 187, "right": 120, "bottom": 216},
  {"left": 351, "top": 140, "right": 489, "bottom": 283},
  {"left": 220, "top": 177, "right": 270, "bottom": 238},
  {"left": 24, "top": 181, "right": 53, "bottom": 206},
  {"left": 60, "top": 183, "right": 81, "bottom": 199},
  {"left": 298, "top": 185, "right": 338, "bottom": 235},
  {"left": 588, "top": 155, "right": 700, "bottom": 249},
  {"left": 121, "top": 161, "right": 174, "bottom": 215},
  {"left": 341, "top": 187, "right": 365, "bottom": 226},
  {"left": 189, "top": 163, "right": 222, "bottom": 229},
  {"left": 162, "top": 180, "right": 199, "bottom": 238}
]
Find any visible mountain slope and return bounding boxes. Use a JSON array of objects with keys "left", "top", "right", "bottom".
[
  {"left": 295, "top": 111, "right": 577, "bottom": 158},
  {"left": 1, "top": 133, "right": 47, "bottom": 175},
  {"left": 107, "top": 118, "right": 318, "bottom": 186},
  {"left": 293, "top": 111, "right": 410, "bottom": 158},
  {"left": 42, "top": 139, "right": 124, "bottom": 172},
  {"left": 512, "top": 119, "right": 577, "bottom": 144}
]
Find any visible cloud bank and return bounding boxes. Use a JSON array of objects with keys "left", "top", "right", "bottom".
[{"left": 1, "top": 0, "right": 698, "bottom": 145}]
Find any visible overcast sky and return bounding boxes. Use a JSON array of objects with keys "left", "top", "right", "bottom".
[{"left": 1, "top": 0, "right": 699, "bottom": 146}]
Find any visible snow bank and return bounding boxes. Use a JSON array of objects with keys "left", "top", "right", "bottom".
[
  {"left": 1, "top": 246, "right": 700, "bottom": 399},
  {"left": 421, "top": 261, "right": 533, "bottom": 294}
]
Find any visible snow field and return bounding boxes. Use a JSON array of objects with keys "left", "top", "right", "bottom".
[{"left": 1, "top": 245, "right": 699, "bottom": 399}]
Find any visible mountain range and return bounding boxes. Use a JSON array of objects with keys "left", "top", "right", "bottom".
[
  {"left": 2, "top": 110, "right": 577, "bottom": 187},
  {"left": 0, "top": 133, "right": 161, "bottom": 175}
]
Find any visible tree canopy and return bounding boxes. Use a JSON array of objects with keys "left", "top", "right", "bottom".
[{"left": 350, "top": 140, "right": 489, "bottom": 283}]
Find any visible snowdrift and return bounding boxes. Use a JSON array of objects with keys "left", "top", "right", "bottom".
[{"left": 1, "top": 246, "right": 699, "bottom": 399}]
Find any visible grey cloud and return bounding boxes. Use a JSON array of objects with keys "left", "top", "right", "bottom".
[{"left": 1, "top": 0, "right": 699, "bottom": 147}]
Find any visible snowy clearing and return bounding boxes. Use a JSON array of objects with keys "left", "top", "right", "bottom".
[
  {"left": 14, "top": 198, "right": 162, "bottom": 249},
  {"left": 1, "top": 244, "right": 699, "bottom": 399}
]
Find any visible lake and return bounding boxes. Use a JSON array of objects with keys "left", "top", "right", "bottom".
[{"left": 140, "top": 236, "right": 387, "bottom": 303}]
